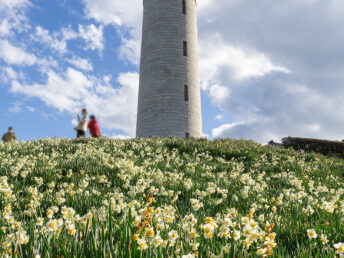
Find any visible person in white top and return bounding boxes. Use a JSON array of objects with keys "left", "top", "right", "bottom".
[{"left": 74, "top": 108, "right": 89, "bottom": 138}]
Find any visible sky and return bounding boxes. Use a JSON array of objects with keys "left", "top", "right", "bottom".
[{"left": 1, "top": 0, "right": 344, "bottom": 143}]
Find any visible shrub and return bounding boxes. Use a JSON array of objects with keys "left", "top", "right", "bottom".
[{"left": 282, "top": 136, "right": 344, "bottom": 158}]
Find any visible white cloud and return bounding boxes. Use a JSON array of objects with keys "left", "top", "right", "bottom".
[
  {"left": 207, "top": 84, "right": 231, "bottom": 107},
  {"left": 199, "top": 34, "right": 289, "bottom": 83},
  {"left": 0, "top": 0, "right": 28, "bottom": 8},
  {"left": 7, "top": 101, "right": 34, "bottom": 113},
  {"left": 103, "top": 75, "right": 111, "bottom": 84},
  {"left": 117, "top": 29, "right": 141, "bottom": 65},
  {"left": 34, "top": 26, "right": 67, "bottom": 54},
  {"left": 210, "top": 79, "right": 344, "bottom": 143},
  {"left": 11, "top": 68, "right": 91, "bottom": 112},
  {"left": 3, "top": 67, "right": 19, "bottom": 80},
  {"left": 82, "top": 0, "right": 142, "bottom": 64},
  {"left": 0, "top": 0, "right": 29, "bottom": 36},
  {"left": 8, "top": 101, "right": 23, "bottom": 113},
  {"left": 36, "top": 57, "right": 59, "bottom": 71},
  {"left": 0, "top": 40, "right": 37, "bottom": 66},
  {"left": 66, "top": 56, "right": 93, "bottom": 72},
  {"left": 82, "top": 0, "right": 142, "bottom": 27},
  {"left": 212, "top": 120, "right": 282, "bottom": 143},
  {"left": 7, "top": 101, "right": 35, "bottom": 113},
  {"left": 71, "top": 118, "right": 78, "bottom": 126},
  {"left": 195, "top": 0, "right": 344, "bottom": 143},
  {"left": 11, "top": 68, "right": 139, "bottom": 136},
  {"left": 111, "top": 134, "right": 132, "bottom": 139},
  {"left": 61, "top": 26, "right": 78, "bottom": 41},
  {"left": 33, "top": 24, "right": 104, "bottom": 54},
  {"left": 215, "top": 114, "right": 224, "bottom": 121},
  {"left": 212, "top": 122, "right": 249, "bottom": 139},
  {"left": 26, "top": 105, "right": 35, "bottom": 112},
  {"left": 198, "top": 0, "right": 213, "bottom": 10},
  {"left": 202, "top": 133, "right": 210, "bottom": 139},
  {"left": 78, "top": 24, "right": 104, "bottom": 51},
  {"left": 0, "top": 19, "right": 10, "bottom": 35}
]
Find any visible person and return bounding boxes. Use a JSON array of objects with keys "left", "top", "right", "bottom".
[
  {"left": 74, "top": 109, "right": 89, "bottom": 138},
  {"left": 2, "top": 127, "right": 18, "bottom": 143},
  {"left": 88, "top": 115, "right": 101, "bottom": 138}
]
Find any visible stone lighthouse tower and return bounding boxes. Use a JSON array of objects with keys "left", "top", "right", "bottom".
[{"left": 136, "top": 0, "right": 202, "bottom": 138}]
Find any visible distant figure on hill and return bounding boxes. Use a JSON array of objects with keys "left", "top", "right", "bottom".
[
  {"left": 88, "top": 115, "right": 101, "bottom": 138},
  {"left": 2, "top": 127, "right": 18, "bottom": 143},
  {"left": 74, "top": 108, "right": 89, "bottom": 138}
]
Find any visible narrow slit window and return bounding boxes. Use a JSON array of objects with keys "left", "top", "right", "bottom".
[
  {"left": 182, "top": 0, "right": 186, "bottom": 15},
  {"left": 184, "top": 85, "right": 189, "bottom": 101},
  {"left": 183, "top": 41, "right": 187, "bottom": 56},
  {"left": 185, "top": 132, "right": 190, "bottom": 139}
]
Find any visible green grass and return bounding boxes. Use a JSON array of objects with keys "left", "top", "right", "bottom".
[{"left": 1, "top": 137, "right": 344, "bottom": 257}]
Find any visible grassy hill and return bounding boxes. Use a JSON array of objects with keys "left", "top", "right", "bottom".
[{"left": 1, "top": 137, "right": 344, "bottom": 257}]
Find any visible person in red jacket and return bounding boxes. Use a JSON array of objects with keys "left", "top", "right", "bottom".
[{"left": 88, "top": 115, "right": 101, "bottom": 138}]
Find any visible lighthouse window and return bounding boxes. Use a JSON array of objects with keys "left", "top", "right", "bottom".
[
  {"left": 182, "top": 0, "right": 186, "bottom": 14},
  {"left": 184, "top": 85, "right": 189, "bottom": 101},
  {"left": 183, "top": 41, "right": 188, "bottom": 56}
]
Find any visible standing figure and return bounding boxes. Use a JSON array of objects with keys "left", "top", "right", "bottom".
[
  {"left": 74, "top": 108, "right": 89, "bottom": 138},
  {"left": 2, "top": 127, "right": 18, "bottom": 143},
  {"left": 88, "top": 115, "right": 101, "bottom": 138}
]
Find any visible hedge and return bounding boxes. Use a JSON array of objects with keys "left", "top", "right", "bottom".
[{"left": 282, "top": 137, "right": 344, "bottom": 158}]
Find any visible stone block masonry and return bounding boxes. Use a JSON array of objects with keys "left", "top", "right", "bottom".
[{"left": 136, "top": 0, "right": 202, "bottom": 138}]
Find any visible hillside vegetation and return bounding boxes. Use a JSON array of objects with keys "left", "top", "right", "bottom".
[{"left": 1, "top": 138, "right": 344, "bottom": 257}]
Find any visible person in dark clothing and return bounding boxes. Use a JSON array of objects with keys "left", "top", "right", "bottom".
[
  {"left": 2, "top": 127, "right": 18, "bottom": 143},
  {"left": 88, "top": 115, "right": 101, "bottom": 138}
]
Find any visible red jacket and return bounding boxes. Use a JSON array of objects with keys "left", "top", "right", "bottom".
[{"left": 88, "top": 118, "right": 101, "bottom": 137}]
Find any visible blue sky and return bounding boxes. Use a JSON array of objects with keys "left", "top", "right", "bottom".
[{"left": 1, "top": 0, "right": 344, "bottom": 143}]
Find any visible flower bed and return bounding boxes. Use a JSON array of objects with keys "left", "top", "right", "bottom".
[{"left": 1, "top": 137, "right": 344, "bottom": 257}]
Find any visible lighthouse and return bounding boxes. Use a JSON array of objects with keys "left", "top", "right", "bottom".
[{"left": 136, "top": 0, "right": 202, "bottom": 138}]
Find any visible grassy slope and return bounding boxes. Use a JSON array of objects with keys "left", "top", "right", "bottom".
[{"left": 1, "top": 137, "right": 344, "bottom": 257}]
